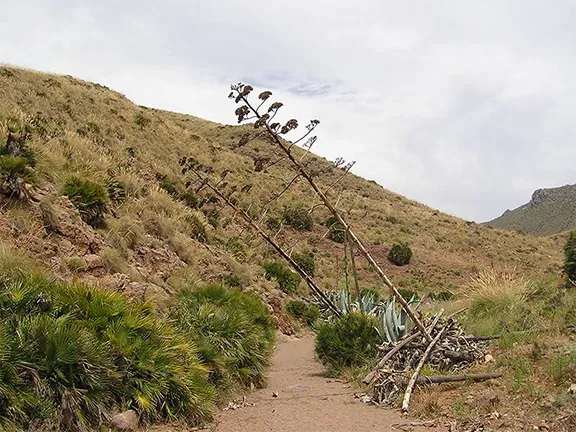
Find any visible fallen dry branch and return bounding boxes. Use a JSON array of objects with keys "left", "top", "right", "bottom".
[
  {"left": 415, "top": 372, "right": 502, "bottom": 384},
  {"left": 402, "top": 325, "right": 448, "bottom": 411}
]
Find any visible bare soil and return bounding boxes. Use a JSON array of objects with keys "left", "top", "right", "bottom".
[{"left": 211, "top": 335, "right": 445, "bottom": 432}]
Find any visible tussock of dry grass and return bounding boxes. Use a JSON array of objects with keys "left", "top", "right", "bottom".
[{"left": 464, "top": 269, "right": 534, "bottom": 316}]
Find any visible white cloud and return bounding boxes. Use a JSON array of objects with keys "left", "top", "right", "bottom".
[{"left": 1, "top": 0, "right": 575, "bottom": 221}]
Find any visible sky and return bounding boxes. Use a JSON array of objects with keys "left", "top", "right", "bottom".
[{"left": 1, "top": 1, "right": 575, "bottom": 222}]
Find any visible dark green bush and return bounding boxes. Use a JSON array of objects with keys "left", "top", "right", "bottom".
[
  {"left": 187, "top": 214, "right": 207, "bottom": 243},
  {"left": 173, "top": 284, "right": 275, "bottom": 391},
  {"left": 326, "top": 216, "right": 345, "bottom": 243},
  {"left": 315, "top": 313, "right": 380, "bottom": 372},
  {"left": 266, "top": 216, "right": 281, "bottom": 231},
  {"left": 0, "top": 275, "right": 214, "bottom": 431},
  {"left": 180, "top": 189, "right": 199, "bottom": 209},
  {"left": 263, "top": 262, "right": 301, "bottom": 294},
  {"left": 387, "top": 243, "right": 412, "bottom": 266},
  {"left": 564, "top": 231, "right": 576, "bottom": 286},
  {"left": 62, "top": 177, "right": 109, "bottom": 228},
  {"left": 107, "top": 179, "right": 127, "bottom": 203},
  {"left": 0, "top": 124, "right": 37, "bottom": 198},
  {"left": 397, "top": 288, "right": 419, "bottom": 301},
  {"left": 155, "top": 173, "right": 180, "bottom": 197},
  {"left": 282, "top": 207, "right": 313, "bottom": 231},
  {"left": 292, "top": 252, "right": 315, "bottom": 277},
  {"left": 222, "top": 274, "right": 243, "bottom": 288},
  {"left": 0, "top": 156, "right": 36, "bottom": 198},
  {"left": 134, "top": 112, "right": 151, "bottom": 129},
  {"left": 286, "top": 300, "right": 320, "bottom": 326}
]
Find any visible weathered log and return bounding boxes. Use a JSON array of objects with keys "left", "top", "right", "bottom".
[
  {"left": 443, "top": 349, "right": 475, "bottom": 363},
  {"left": 418, "top": 372, "right": 502, "bottom": 384}
]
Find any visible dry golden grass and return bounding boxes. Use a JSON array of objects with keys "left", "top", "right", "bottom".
[{"left": 0, "top": 65, "right": 565, "bottom": 301}]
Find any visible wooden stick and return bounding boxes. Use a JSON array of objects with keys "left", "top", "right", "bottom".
[{"left": 402, "top": 325, "right": 448, "bottom": 412}]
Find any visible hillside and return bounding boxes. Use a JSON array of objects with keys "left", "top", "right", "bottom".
[
  {"left": 486, "top": 183, "right": 576, "bottom": 236},
  {"left": 0, "top": 65, "right": 565, "bottom": 308}
]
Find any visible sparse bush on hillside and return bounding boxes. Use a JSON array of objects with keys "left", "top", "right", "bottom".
[
  {"left": 286, "top": 299, "right": 320, "bottom": 326},
  {"left": 564, "top": 231, "right": 576, "bottom": 286},
  {"left": 0, "top": 121, "right": 37, "bottom": 198},
  {"left": 187, "top": 214, "right": 208, "bottom": 243},
  {"left": 134, "top": 112, "right": 151, "bottom": 129},
  {"left": 180, "top": 189, "right": 199, "bottom": 209},
  {"left": 0, "top": 275, "right": 215, "bottom": 431},
  {"left": 0, "top": 155, "right": 36, "bottom": 198},
  {"left": 155, "top": 173, "right": 180, "bottom": 197},
  {"left": 173, "top": 284, "right": 275, "bottom": 391},
  {"left": 315, "top": 313, "right": 380, "bottom": 373},
  {"left": 292, "top": 252, "right": 315, "bottom": 277},
  {"left": 107, "top": 179, "right": 127, "bottom": 203},
  {"left": 62, "top": 177, "right": 108, "bottom": 228},
  {"left": 326, "top": 216, "right": 345, "bottom": 243},
  {"left": 282, "top": 206, "right": 313, "bottom": 231},
  {"left": 263, "top": 261, "right": 301, "bottom": 294},
  {"left": 387, "top": 243, "right": 412, "bottom": 266}
]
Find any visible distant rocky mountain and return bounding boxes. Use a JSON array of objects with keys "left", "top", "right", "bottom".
[{"left": 486, "top": 184, "right": 576, "bottom": 236}]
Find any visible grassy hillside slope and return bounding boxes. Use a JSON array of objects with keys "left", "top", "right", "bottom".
[
  {"left": 0, "top": 65, "right": 565, "bottom": 306},
  {"left": 486, "top": 184, "right": 576, "bottom": 236}
]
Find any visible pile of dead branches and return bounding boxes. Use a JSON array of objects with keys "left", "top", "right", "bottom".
[{"left": 362, "top": 312, "right": 501, "bottom": 410}]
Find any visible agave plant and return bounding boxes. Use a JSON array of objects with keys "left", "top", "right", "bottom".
[{"left": 323, "top": 288, "right": 420, "bottom": 344}]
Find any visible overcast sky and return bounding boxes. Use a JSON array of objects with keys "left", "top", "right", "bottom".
[{"left": 1, "top": 1, "right": 575, "bottom": 221}]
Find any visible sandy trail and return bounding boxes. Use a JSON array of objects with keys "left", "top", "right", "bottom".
[{"left": 212, "top": 335, "right": 445, "bottom": 432}]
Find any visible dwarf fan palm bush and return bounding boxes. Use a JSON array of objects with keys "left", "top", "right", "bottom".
[
  {"left": 0, "top": 275, "right": 215, "bottom": 431},
  {"left": 173, "top": 284, "right": 275, "bottom": 392}
]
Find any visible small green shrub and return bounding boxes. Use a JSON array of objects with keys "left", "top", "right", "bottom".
[
  {"left": 187, "top": 214, "right": 208, "bottom": 243},
  {"left": 387, "top": 243, "right": 412, "bottom": 266},
  {"left": 266, "top": 216, "right": 281, "bottom": 231},
  {"left": 180, "top": 189, "right": 199, "bottom": 209},
  {"left": 107, "top": 179, "right": 127, "bottom": 203},
  {"left": 173, "top": 284, "right": 275, "bottom": 391},
  {"left": 315, "top": 313, "right": 380, "bottom": 372},
  {"left": 397, "top": 288, "right": 419, "bottom": 301},
  {"left": 226, "top": 237, "right": 246, "bottom": 260},
  {"left": 286, "top": 300, "right": 320, "bottom": 326},
  {"left": 326, "top": 216, "right": 345, "bottom": 243},
  {"left": 222, "top": 274, "right": 243, "bottom": 288},
  {"left": 564, "top": 231, "right": 576, "bottom": 286},
  {"left": 0, "top": 156, "right": 36, "bottom": 198},
  {"left": 292, "top": 252, "right": 315, "bottom": 277},
  {"left": 263, "top": 262, "right": 301, "bottom": 294},
  {"left": 134, "top": 112, "right": 151, "bottom": 129},
  {"left": 155, "top": 173, "right": 180, "bottom": 197},
  {"left": 62, "top": 177, "right": 109, "bottom": 228},
  {"left": 546, "top": 350, "right": 576, "bottom": 386},
  {"left": 282, "top": 207, "right": 313, "bottom": 231}
]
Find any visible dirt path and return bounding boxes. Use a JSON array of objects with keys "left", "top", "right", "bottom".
[{"left": 213, "top": 335, "right": 446, "bottom": 432}]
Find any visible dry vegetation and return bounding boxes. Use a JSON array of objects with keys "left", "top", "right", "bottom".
[
  {"left": 0, "top": 65, "right": 564, "bottom": 303},
  {"left": 1, "top": 65, "right": 574, "bottom": 431}
]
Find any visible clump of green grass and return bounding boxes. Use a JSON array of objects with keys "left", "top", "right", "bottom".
[
  {"left": 463, "top": 270, "right": 539, "bottom": 335},
  {"left": 263, "top": 261, "right": 301, "bottom": 294},
  {"left": 286, "top": 299, "right": 320, "bottom": 326},
  {"left": 0, "top": 274, "right": 215, "bottom": 431},
  {"left": 173, "top": 284, "right": 275, "bottom": 394}
]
